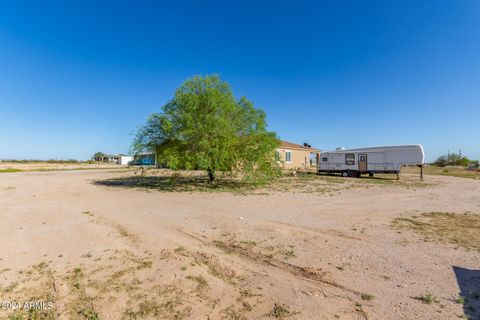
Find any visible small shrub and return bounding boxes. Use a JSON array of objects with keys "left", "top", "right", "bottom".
[
  {"left": 414, "top": 293, "right": 435, "bottom": 304},
  {"left": 81, "top": 252, "right": 93, "bottom": 259},
  {"left": 455, "top": 295, "right": 465, "bottom": 304},
  {"left": 8, "top": 314, "right": 23, "bottom": 320},
  {"left": 174, "top": 246, "right": 186, "bottom": 254},
  {"left": 268, "top": 303, "right": 291, "bottom": 319},
  {"left": 361, "top": 293, "right": 374, "bottom": 301},
  {"left": 78, "top": 308, "right": 99, "bottom": 320}
]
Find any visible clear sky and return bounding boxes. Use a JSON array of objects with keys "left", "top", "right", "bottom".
[{"left": 0, "top": 1, "right": 479, "bottom": 162}]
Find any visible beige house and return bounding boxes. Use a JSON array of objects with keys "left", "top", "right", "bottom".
[{"left": 276, "top": 140, "right": 320, "bottom": 170}]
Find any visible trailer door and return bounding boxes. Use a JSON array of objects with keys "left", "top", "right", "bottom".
[{"left": 358, "top": 154, "right": 367, "bottom": 172}]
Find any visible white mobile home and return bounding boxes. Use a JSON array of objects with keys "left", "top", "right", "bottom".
[
  {"left": 92, "top": 154, "right": 133, "bottom": 165},
  {"left": 318, "top": 145, "right": 424, "bottom": 177},
  {"left": 118, "top": 156, "right": 133, "bottom": 165}
]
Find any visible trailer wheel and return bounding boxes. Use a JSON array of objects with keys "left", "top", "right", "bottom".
[
  {"left": 342, "top": 171, "right": 349, "bottom": 177},
  {"left": 368, "top": 172, "right": 374, "bottom": 177},
  {"left": 349, "top": 170, "right": 358, "bottom": 178}
]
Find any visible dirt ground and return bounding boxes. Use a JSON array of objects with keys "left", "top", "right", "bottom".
[
  {"left": 0, "top": 169, "right": 479, "bottom": 320},
  {"left": 0, "top": 161, "right": 124, "bottom": 172}
]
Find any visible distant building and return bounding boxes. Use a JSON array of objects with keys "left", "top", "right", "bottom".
[
  {"left": 118, "top": 156, "right": 133, "bottom": 165},
  {"left": 276, "top": 140, "right": 320, "bottom": 170},
  {"left": 131, "top": 152, "right": 157, "bottom": 166},
  {"left": 92, "top": 154, "right": 133, "bottom": 165}
]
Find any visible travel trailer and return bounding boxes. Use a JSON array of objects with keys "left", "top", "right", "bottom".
[{"left": 318, "top": 145, "right": 425, "bottom": 177}]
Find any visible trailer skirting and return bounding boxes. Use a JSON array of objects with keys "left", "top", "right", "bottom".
[{"left": 318, "top": 169, "right": 400, "bottom": 174}]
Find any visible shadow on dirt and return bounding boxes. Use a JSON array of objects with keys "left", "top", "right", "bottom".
[
  {"left": 94, "top": 175, "right": 252, "bottom": 192},
  {"left": 453, "top": 266, "right": 480, "bottom": 320}
]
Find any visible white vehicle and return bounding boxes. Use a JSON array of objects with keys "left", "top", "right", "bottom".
[{"left": 318, "top": 145, "right": 425, "bottom": 178}]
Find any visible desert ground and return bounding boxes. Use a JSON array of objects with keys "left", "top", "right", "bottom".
[
  {"left": 0, "top": 168, "right": 479, "bottom": 320},
  {"left": 0, "top": 161, "right": 123, "bottom": 172}
]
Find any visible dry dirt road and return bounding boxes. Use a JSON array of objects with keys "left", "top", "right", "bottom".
[{"left": 0, "top": 170, "right": 479, "bottom": 320}]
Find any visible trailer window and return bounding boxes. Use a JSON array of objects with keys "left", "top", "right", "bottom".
[
  {"left": 322, "top": 157, "right": 328, "bottom": 162},
  {"left": 345, "top": 153, "right": 355, "bottom": 165}
]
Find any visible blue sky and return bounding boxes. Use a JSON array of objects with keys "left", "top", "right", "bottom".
[{"left": 0, "top": 1, "right": 479, "bottom": 162}]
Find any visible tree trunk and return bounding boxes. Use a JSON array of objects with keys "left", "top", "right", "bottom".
[{"left": 207, "top": 169, "right": 215, "bottom": 183}]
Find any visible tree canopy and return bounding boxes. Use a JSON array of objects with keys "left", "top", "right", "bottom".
[
  {"left": 432, "top": 151, "right": 473, "bottom": 167},
  {"left": 133, "top": 75, "right": 279, "bottom": 182},
  {"left": 93, "top": 152, "right": 106, "bottom": 159}
]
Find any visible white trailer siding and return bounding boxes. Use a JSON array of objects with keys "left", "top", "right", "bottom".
[
  {"left": 366, "top": 152, "right": 387, "bottom": 171},
  {"left": 118, "top": 156, "right": 133, "bottom": 165},
  {"left": 318, "top": 145, "right": 424, "bottom": 176}
]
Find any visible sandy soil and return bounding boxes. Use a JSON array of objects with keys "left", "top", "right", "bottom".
[
  {"left": 0, "top": 170, "right": 478, "bottom": 320},
  {"left": 0, "top": 161, "right": 124, "bottom": 171}
]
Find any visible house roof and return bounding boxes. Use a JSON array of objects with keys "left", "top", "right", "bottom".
[
  {"left": 96, "top": 154, "right": 126, "bottom": 158},
  {"left": 278, "top": 140, "right": 320, "bottom": 152}
]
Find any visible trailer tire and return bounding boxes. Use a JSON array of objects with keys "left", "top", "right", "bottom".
[
  {"left": 349, "top": 170, "right": 358, "bottom": 178},
  {"left": 368, "top": 172, "right": 374, "bottom": 177},
  {"left": 342, "top": 171, "right": 349, "bottom": 177}
]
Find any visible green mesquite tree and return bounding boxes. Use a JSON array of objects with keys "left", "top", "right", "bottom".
[{"left": 133, "top": 75, "right": 279, "bottom": 183}]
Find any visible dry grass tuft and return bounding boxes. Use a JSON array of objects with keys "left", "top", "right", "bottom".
[
  {"left": 267, "top": 303, "right": 293, "bottom": 319},
  {"left": 392, "top": 212, "right": 480, "bottom": 251},
  {"left": 413, "top": 293, "right": 436, "bottom": 304}
]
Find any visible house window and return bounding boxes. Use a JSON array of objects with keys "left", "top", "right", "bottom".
[
  {"left": 285, "top": 151, "right": 292, "bottom": 163},
  {"left": 275, "top": 150, "right": 280, "bottom": 162},
  {"left": 345, "top": 153, "right": 355, "bottom": 165},
  {"left": 322, "top": 157, "right": 328, "bottom": 162}
]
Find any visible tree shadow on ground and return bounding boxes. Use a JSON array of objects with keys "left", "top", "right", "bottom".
[
  {"left": 94, "top": 175, "right": 254, "bottom": 192},
  {"left": 453, "top": 266, "right": 480, "bottom": 320}
]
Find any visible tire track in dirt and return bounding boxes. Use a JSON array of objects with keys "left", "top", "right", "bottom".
[
  {"left": 80, "top": 210, "right": 370, "bottom": 318},
  {"left": 266, "top": 219, "right": 364, "bottom": 241},
  {"left": 173, "top": 227, "right": 370, "bottom": 319},
  {"left": 81, "top": 210, "right": 140, "bottom": 246},
  {"left": 174, "top": 227, "right": 363, "bottom": 296}
]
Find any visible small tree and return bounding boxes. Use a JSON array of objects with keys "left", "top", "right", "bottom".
[
  {"left": 433, "top": 155, "right": 448, "bottom": 167},
  {"left": 433, "top": 152, "right": 472, "bottom": 167},
  {"left": 133, "top": 75, "right": 279, "bottom": 183},
  {"left": 93, "top": 152, "right": 106, "bottom": 161}
]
